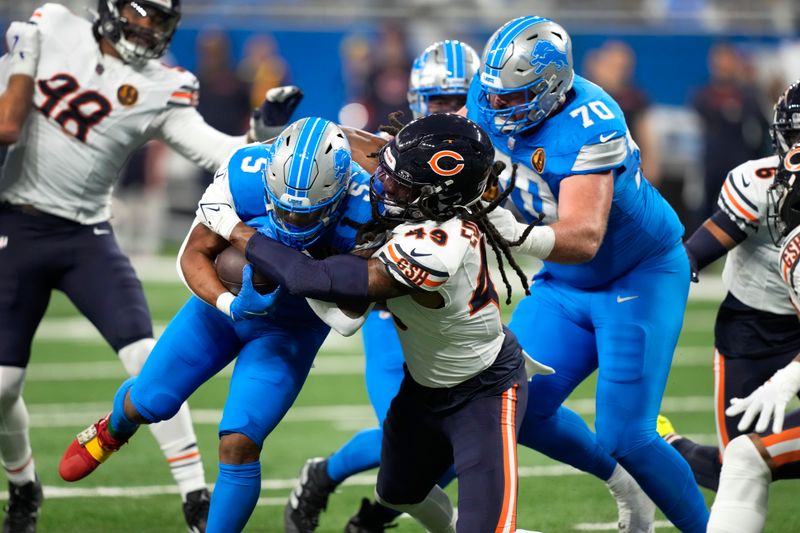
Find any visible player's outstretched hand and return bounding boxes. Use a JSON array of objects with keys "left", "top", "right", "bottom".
[
  {"left": 230, "top": 265, "right": 281, "bottom": 321},
  {"left": 726, "top": 361, "right": 800, "bottom": 434},
  {"left": 5, "top": 21, "right": 40, "bottom": 78},
  {"left": 249, "top": 85, "right": 304, "bottom": 141}
]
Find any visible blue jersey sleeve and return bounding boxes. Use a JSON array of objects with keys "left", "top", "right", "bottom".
[
  {"left": 226, "top": 143, "right": 272, "bottom": 223},
  {"left": 323, "top": 161, "right": 373, "bottom": 253}
]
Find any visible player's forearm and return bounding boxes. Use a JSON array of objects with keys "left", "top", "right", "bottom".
[
  {"left": 0, "top": 75, "right": 34, "bottom": 145},
  {"left": 243, "top": 232, "right": 370, "bottom": 302},
  {"left": 180, "top": 248, "right": 231, "bottom": 308},
  {"left": 685, "top": 212, "right": 744, "bottom": 273},
  {"left": 545, "top": 218, "right": 607, "bottom": 263}
]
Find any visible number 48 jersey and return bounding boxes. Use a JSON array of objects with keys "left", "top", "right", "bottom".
[{"left": 375, "top": 216, "right": 505, "bottom": 388}]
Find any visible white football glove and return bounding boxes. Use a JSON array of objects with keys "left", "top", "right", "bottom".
[
  {"left": 196, "top": 200, "right": 241, "bottom": 241},
  {"left": 5, "top": 21, "right": 40, "bottom": 78},
  {"left": 726, "top": 360, "right": 800, "bottom": 434},
  {"left": 248, "top": 85, "right": 304, "bottom": 142}
]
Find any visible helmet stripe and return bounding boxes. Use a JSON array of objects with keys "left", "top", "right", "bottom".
[
  {"left": 287, "top": 117, "right": 327, "bottom": 198},
  {"left": 454, "top": 41, "right": 464, "bottom": 79},
  {"left": 445, "top": 40, "right": 455, "bottom": 82},
  {"left": 486, "top": 16, "right": 543, "bottom": 69}
]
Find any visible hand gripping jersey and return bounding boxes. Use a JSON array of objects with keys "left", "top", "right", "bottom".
[
  {"left": 779, "top": 224, "right": 800, "bottom": 313},
  {"left": 717, "top": 155, "right": 796, "bottom": 315},
  {"left": 0, "top": 3, "right": 243, "bottom": 224},
  {"left": 467, "top": 74, "right": 684, "bottom": 288},
  {"left": 375, "top": 216, "right": 504, "bottom": 388}
]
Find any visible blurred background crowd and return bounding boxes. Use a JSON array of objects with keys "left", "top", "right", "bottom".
[{"left": 1, "top": 0, "right": 799, "bottom": 255}]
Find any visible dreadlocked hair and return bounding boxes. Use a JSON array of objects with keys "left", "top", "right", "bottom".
[
  {"left": 378, "top": 111, "right": 408, "bottom": 137},
  {"left": 418, "top": 162, "right": 536, "bottom": 305}
]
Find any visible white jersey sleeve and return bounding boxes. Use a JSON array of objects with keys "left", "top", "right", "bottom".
[
  {"left": 376, "top": 221, "right": 468, "bottom": 294},
  {"left": 779, "top": 225, "right": 800, "bottom": 313},
  {"left": 717, "top": 156, "right": 778, "bottom": 234},
  {"left": 149, "top": 105, "right": 248, "bottom": 174},
  {"left": 195, "top": 159, "right": 236, "bottom": 222}
]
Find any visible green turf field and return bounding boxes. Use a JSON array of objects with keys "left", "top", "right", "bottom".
[{"left": 5, "top": 280, "right": 797, "bottom": 532}]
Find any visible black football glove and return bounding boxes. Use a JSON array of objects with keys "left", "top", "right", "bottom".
[{"left": 248, "top": 85, "right": 304, "bottom": 141}]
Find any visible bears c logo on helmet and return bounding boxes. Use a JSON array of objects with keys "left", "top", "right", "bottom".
[
  {"left": 428, "top": 150, "right": 464, "bottom": 177},
  {"left": 785, "top": 146, "right": 800, "bottom": 173}
]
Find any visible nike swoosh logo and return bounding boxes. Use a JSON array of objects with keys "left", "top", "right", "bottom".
[
  {"left": 409, "top": 248, "right": 431, "bottom": 258},
  {"left": 599, "top": 133, "right": 616, "bottom": 143},
  {"left": 616, "top": 295, "right": 639, "bottom": 303},
  {"left": 93, "top": 227, "right": 110, "bottom": 236},
  {"left": 205, "top": 206, "right": 220, "bottom": 212},
  {"left": 11, "top": 36, "right": 18, "bottom": 52},
  {"left": 741, "top": 178, "right": 751, "bottom": 187}
]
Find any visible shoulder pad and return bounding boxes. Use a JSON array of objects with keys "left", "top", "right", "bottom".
[{"left": 226, "top": 143, "right": 271, "bottom": 221}]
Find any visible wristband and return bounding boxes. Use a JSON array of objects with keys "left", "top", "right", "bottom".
[{"left": 215, "top": 291, "right": 235, "bottom": 317}]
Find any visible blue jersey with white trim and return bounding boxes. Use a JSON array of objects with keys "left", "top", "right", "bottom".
[
  {"left": 222, "top": 142, "right": 373, "bottom": 322},
  {"left": 468, "top": 74, "right": 684, "bottom": 288}
]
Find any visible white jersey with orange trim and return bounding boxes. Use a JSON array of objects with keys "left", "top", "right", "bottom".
[
  {"left": 0, "top": 3, "right": 246, "bottom": 224},
  {"left": 717, "top": 155, "right": 796, "bottom": 315},
  {"left": 779, "top": 224, "right": 800, "bottom": 313},
  {"left": 374, "top": 216, "right": 505, "bottom": 388}
]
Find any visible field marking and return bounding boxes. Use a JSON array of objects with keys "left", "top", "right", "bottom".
[{"left": 574, "top": 520, "right": 674, "bottom": 531}]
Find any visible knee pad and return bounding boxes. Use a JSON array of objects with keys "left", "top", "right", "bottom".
[
  {"left": 0, "top": 366, "right": 25, "bottom": 411},
  {"left": 118, "top": 338, "right": 156, "bottom": 377}
]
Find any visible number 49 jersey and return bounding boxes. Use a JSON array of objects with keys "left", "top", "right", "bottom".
[
  {"left": 0, "top": 4, "right": 214, "bottom": 224},
  {"left": 375, "top": 216, "right": 505, "bottom": 388}
]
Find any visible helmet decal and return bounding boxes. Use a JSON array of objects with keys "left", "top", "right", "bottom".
[{"left": 427, "top": 150, "right": 465, "bottom": 177}]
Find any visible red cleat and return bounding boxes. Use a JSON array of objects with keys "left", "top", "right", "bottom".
[{"left": 59, "top": 414, "right": 129, "bottom": 482}]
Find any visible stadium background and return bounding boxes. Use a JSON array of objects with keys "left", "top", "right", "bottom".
[{"left": 0, "top": 0, "right": 799, "bottom": 531}]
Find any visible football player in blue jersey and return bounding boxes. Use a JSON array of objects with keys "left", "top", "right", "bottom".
[
  {"left": 464, "top": 16, "right": 709, "bottom": 532},
  {"left": 283, "top": 40, "right": 482, "bottom": 533},
  {"left": 57, "top": 117, "right": 384, "bottom": 533}
]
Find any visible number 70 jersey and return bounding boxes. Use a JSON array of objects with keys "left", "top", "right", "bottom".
[{"left": 375, "top": 216, "right": 505, "bottom": 388}]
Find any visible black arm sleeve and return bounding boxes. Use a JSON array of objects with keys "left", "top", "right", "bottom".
[
  {"left": 245, "top": 232, "right": 370, "bottom": 303},
  {"left": 684, "top": 210, "right": 748, "bottom": 275}
]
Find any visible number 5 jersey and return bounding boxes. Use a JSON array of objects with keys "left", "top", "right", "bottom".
[{"left": 0, "top": 3, "right": 245, "bottom": 224}]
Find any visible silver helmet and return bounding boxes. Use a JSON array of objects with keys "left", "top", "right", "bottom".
[
  {"left": 477, "top": 16, "right": 574, "bottom": 136},
  {"left": 96, "top": 0, "right": 180, "bottom": 67},
  {"left": 264, "top": 117, "right": 352, "bottom": 248},
  {"left": 407, "top": 40, "right": 480, "bottom": 119}
]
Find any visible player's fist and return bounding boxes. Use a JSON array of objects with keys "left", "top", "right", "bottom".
[
  {"left": 5, "top": 21, "right": 40, "bottom": 78},
  {"left": 248, "top": 85, "right": 304, "bottom": 141}
]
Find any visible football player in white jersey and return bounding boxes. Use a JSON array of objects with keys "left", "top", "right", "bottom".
[
  {"left": 706, "top": 141, "right": 800, "bottom": 533},
  {"left": 201, "top": 113, "right": 554, "bottom": 533},
  {"left": 0, "top": 2, "right": 297, "bottom": 531},
  {"left": 658, "top": 81, "right": 800, "bottom": 494}
]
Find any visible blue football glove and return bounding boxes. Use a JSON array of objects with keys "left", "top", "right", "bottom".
[
  {"left": 229, "top": 264, "right": 281, "bottom": 321},
  {"left": 248, "top": 85, "right": 304, "bottom": 141}
]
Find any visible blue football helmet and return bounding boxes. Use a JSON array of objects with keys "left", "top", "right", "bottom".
[
  {"left": 263, "top": 117, "right": 352, "bottom": 248},
  {"left": 407, "top": 40, "right": 480, "bottom": 119},
  {"left": 476, "top": 16, "right": 574, "bottom": 136}
]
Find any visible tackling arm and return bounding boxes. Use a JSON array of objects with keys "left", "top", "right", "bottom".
[{"left": 684, "top": 211, "right": 745, "bottom": 279}]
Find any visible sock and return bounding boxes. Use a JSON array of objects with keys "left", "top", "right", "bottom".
[
  {"left": 376, "top": 484, "right": 456, "bottom": 533},
  {"left": 671, "top": 437, "right": 722, "bottom": 490},
  {"left": 206, "top": 461, "right": 261, "bottom": 533},
  {"left": 605, "top": 464, "right": 655, "bottom": 533},
  {"left": 326, "top": 427, "right": 382, "bottom": 483},
  {"left": 149, "top": 403, "right": 206, "bottom": 500},
  {"left": 618, "top": 438, "right": 710, "bottom": 533},
  {"left": 707, "top": 435, "right": 770, "bottom": 533},
  {"left": 0, "top": 366, "right": 36, "bottom": 485},
  {"left": 518, "top": 406, "right": 617, "bottom": 480},
  {"left": 109, "top": 378, "right": 139, "bottom": 438}
]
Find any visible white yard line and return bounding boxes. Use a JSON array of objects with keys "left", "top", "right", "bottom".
[{"left": 574, "top": 520, "right": 674, "bottom": 531}]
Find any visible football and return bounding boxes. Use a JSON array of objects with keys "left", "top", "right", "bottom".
[{"left": 215, "top": 246, "right": 276, "bottom": 295}]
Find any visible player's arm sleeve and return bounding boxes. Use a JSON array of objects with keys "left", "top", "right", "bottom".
[
  {"left": 305, "top": 298, "right": 374, "bottom": 336},
  {"left": 151, "top": 106, "right": 247, "bottom": 173},
  {"left": 717, "top": 167, "right": 760, "bottom": 233},
  {"left": 375, "top": 239, "right": 453, "bottom": 292}
]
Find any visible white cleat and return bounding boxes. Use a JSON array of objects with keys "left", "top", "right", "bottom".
[{"left": 606, "top": 466, "right": 656, "bottom": 533}]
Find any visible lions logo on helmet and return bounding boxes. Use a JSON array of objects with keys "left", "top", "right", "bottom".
[
  {"left": 96, "top": 0, "right": 181, "bottom": 67},
  {"left": 371, "top": 113, "right": 493, "bottom": 222},
  {"left": 477, "top": 16, "right": 574, "bottom": 136},
  {"left": 263, "top": 117, "right": 352, "bottom": 248},
  {"left": 407, "top": 40, "right": 480, "bottom": 119}
]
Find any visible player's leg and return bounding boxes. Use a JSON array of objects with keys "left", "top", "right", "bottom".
[
  {"left": 665, "top": 350, "right": 797, "bottom": 490},
  {"left": 57, "top": 224, "right": 215, "bottom": 506},
  {"left": 208, "top": 321, "right": 328, "bottom": 533},
  {"left": 0, "top": 207, "right": 62, "bottom": 530},
  {"left": 447, "top": 374, "right": 527, "bottom": 533},
  {"left": 375, "top": 380, "right": 456, "bottom": 533},
  {"left": 287, "top": 309, "right": 405, "bottom": 532},
  {"left": 593, "top": 245, "right": 708, "bottom": 533}
]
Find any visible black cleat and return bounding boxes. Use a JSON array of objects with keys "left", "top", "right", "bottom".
[
  {"left": 344, "top": 498, "right": 397, "bottom": 533},
  {"left": 2, "top": 475, "right": 43, "bottom": 533},
  {"left": 284, "top": 457, "right": 338, "bottom": 533},
  {"left": 183, "top": 488, "right": 210, "bottom": 533}
]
